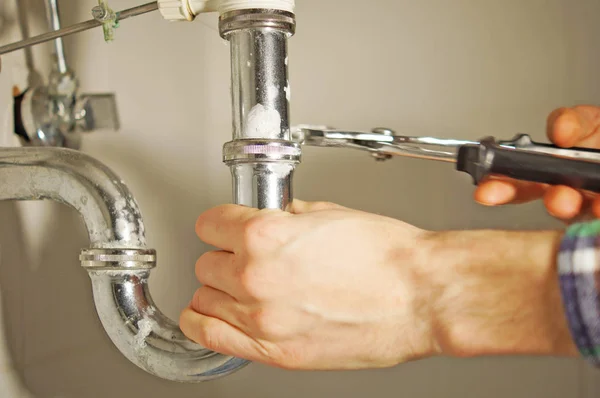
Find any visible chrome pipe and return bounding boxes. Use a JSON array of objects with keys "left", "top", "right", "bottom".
[
  {"left": 0, "top": 147, "right": 145, "bottom": 248},
  {"left": 230, "top": 162, "right": 296, "bottom": 208},
  {"left": 45, "top": 0, "right": 68, "bottom": 74},
  {"left": 84, "top": 259, "right": 249, "bottom": 382},
  {"left": 226, "top": 17, "right": 292, "bottom": 140},
  {"left": 0, "top": 147, "right": 248, "bottom": 381},
  {"left": 220, "top": 9, "right": 300, "bottom": 210}
]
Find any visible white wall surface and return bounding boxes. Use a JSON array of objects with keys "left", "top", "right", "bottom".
[{"left": 0, "top": 0, "right": 598, "bottom": 397}]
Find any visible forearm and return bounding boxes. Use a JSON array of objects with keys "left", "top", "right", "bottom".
[{"left": 423, "top": 229, "right": 579, "bottom": 358}]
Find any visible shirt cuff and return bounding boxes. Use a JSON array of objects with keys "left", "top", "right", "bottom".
[{"left": 558, "top": 220, "right": 600, "bottom": 367}]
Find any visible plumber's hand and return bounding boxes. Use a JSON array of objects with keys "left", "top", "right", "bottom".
[
  {"left": 474, "top": 105, "right": 600, "bottom": 220},
  {"left": 180, "top": 201, "right": 438, "bottom": 370}
]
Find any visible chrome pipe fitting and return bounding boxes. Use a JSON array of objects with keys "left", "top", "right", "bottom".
[
  {"left": 223, "top": 139, "right": 301, "bottom": 208},
  {"left": 219, "top": 9, "right": 296, "bottom": 37},
  {"left": 80, "top": 248, "right": 248, "bottom": 381},
  {"left": 13, "top": 1, "right": 120, "bottom": 150},
  {"left": 79, "top": 248, "right": 157, "bottom": 270},
  {"left": 0, "top": 147, "right": 248, "bottom": 382},
  {"left": 220, "top": 9, "right": 299, "bottom": 210}
]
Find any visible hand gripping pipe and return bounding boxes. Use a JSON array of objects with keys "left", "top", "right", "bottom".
[{"left": 0, "top": 0, "right": 297, "bottom": 383}]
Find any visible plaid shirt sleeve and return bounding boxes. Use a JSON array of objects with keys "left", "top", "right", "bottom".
[{"left": 558, "top": 219, "right": 600, "bottom": 367}]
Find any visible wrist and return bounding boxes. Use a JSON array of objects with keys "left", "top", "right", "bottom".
[{"left": 421, "top": 229, "right": 578, "bottom": 359}]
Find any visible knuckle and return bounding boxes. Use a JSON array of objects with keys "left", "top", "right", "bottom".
[
  {"left": 237, "top": 264, "right": 269, "bottom": 299},
  {"left": 249, "top": 308, "right": 285, "bottom": 338},
  {"left": 242, "top": 213, "right": 286, "bottom": 251},
  {"left": 244, "top": 213, "right": 274, "bottom": 238}
]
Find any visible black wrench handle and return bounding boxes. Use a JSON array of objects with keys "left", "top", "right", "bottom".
[{"left": 456, "top": 137, "right": 600, "bottom": 192}]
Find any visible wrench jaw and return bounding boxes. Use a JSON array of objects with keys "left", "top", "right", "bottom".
[
  {"left": 290, "top": 125, "right": 335, "bottom": 146},
  {"left": 290, "top": 126, "right": 393, "bottom": 161},
  {"left": 291, "top": 126, "right": 464, "bottom": 163}
]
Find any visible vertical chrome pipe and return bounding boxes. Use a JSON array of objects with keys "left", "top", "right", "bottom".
[
  {"left": 228, "top": 26, "right": 291, "bottom": 140},
  {"left": 220, "top": 10, "right": 300, "bottom": 210},
  {"left": 45, "top": 0, "right": 68, "bottom": 74}
]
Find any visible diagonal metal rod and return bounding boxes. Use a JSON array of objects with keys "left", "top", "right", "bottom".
[{"left": 0, "top": 2, "right": 159, "bottom": 56}]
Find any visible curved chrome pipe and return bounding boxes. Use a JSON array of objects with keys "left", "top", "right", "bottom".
[
  {"left": 0, "top": 147, "right": 145, "bottom": 248},
  {"left": 85, "top": 262, "right": 249, "bottom": 381},
  {"left": 0, "top": 147, "right": 249, "bottom": 381}
]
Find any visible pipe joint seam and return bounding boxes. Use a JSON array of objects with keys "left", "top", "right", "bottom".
[{"left": 80, "top": 248, "right": 157, "bottom": 270}]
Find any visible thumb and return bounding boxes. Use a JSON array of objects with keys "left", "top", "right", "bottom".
[
  {"left": 547, "top": 106, "right": 600, "bottom": 148},
  {"left": 287, "top": 199, "right": 346, "bottom": 214}
]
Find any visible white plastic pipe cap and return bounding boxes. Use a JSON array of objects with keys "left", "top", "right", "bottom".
[{"left": 158, "top": 0, "right": 295, "bottom": 21}]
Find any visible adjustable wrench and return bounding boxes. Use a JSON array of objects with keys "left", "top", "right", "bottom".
[{"left": 291, "top": 126, "right": 600, "bottom": 193}]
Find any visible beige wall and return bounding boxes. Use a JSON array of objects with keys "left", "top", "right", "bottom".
[{"left": 0, "top": 0, "right": 599, "bottom": 396}]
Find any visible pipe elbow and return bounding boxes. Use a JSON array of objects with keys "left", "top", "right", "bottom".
[
  {"left": 0, "top": 147, "right": 145, "bottom": 248},
  {"left": 0, "top": 147, "right": 249, "bottom": 381},
  {"left": 82, "top": 249, "right": 249, "bottom": 382}
]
